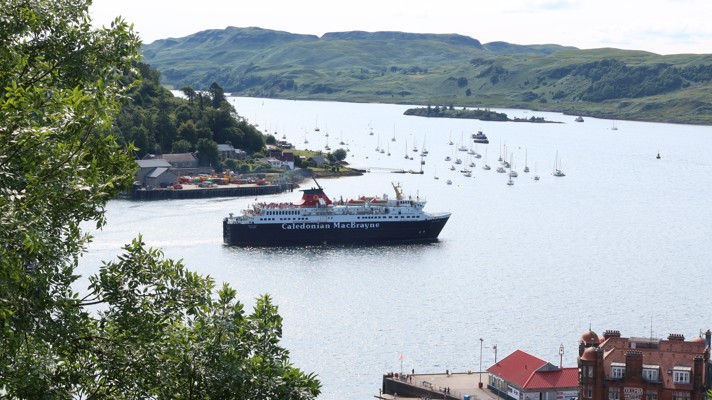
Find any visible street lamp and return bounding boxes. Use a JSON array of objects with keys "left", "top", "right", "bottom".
[
  {"left": 479, "top": 338, "right": 484, "bottom": 388},
  {"left": 559, "top": 343, "right": 565, "bottom": 368}
]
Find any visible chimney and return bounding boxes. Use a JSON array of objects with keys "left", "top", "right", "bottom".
[
  {"left": 625, "top": 351, "right": 644, "bottom": 382},
  {"left": 667, "top": 334, "right": 685, "bottom": 341},
  {"left": 604, "top": 330, "right": 621, "bottom": 339}
]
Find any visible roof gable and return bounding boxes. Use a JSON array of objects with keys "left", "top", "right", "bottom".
[
  {"left": 137, "top": 159, "right": 171, "bottom": 168},
  {"left": 487, "top": 349, "right": 547, "bottom": 388},
  {"left": 524, "top": 368, "right": 579, "bottom": 389}
]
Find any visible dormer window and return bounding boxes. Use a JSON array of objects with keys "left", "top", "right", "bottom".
[
  {"left": 672, "top": 366, "right": 691, "bottom": 384},
  {"left": 643, "top": 365, "right": 660, "bottom": 382},
  {"left": 611, "top": 362, "right": 625, "bottom": 379}
]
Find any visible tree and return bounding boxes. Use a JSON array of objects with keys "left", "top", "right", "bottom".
[
  {"left": 209, "top": 82, "right": 227, "bottom": 109},
  {"left": 0, "top": 1, "right": 320, "bottom": 398},
  {"left": 196, "top": 138, "right": 220, "bottom": 168},
  {"left": 171, "top": 139, "right": 193, "bottom": 153},
  {"left": 332, "top": 148, "right": 347, "bottom": 162}
]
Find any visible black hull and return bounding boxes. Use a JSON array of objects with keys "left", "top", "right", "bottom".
[{"left": 223, "top": 215, "right": 450, "bottom": 246}]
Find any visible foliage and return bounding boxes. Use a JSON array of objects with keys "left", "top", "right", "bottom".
[
  {"left": 332, "top": 148, "right": 347, "bottom": 162},
  {"left": 141, "top": 27, "right": 712, "bottom": 125},
  {"left": 112, "top": 68, "right": 267, "bottom": 159},
  {"left": 0, "top": 1, "right": 320, "bottom": 398},
  {"left": 404, "top": 106, "right": 509, "bottom": 121}
]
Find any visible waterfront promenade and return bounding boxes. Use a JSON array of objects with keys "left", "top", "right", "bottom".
[{"left": 380, "top": 371, "right": 498, "bottom": 400}]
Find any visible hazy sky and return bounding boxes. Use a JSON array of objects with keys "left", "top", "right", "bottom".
[{"left": 90, "top": 0, "right": 711, "bottom": 55}]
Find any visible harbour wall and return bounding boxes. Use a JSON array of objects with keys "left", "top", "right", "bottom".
[{"left": 129, "top": 184, "right": 293, "bottom": 201}]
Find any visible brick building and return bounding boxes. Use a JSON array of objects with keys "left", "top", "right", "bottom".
[{"left": 577, "top": 329, "right": 710, "bottom": 400}]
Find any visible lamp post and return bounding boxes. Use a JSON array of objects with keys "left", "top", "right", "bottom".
[
  {"left": 479, "top": 338, "right": 484, "bottom": 388},
  {"left": 559, "top": 343, "right": 564, "bottom": 368}
]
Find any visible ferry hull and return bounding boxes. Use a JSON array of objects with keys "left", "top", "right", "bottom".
[{"left": 223, "top": 214, "right": 450, "bottom": 246}]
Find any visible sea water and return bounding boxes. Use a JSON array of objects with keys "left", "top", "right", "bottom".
[{"left": 78, "top": 97, "right": 712, "bottom": 400}]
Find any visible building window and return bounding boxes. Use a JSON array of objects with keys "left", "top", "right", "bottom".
[
  {"left": 673, "top": 371, "right": 690, "bottom": 384},
  {"left": 642, "top": 367, "right": 659, "bottom": 382},
  {"left": 586, "top": 385, "right": 593, "bottom": 399},
  {"left": 646, "top": 391, "right": 658, "bottom": 400},
  {"left": 672, "top": 392, "right": 690, "bottom": 400},
  {"left": 611, "top": 366, "right": 625, "bottom": 379},
  {"left": 609, "top": 387, "right": 620, "bottom": 400}
]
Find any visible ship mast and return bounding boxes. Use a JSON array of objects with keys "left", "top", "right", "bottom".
[{"left": 391, "top": 182, "right": 403, "bottom": 200}]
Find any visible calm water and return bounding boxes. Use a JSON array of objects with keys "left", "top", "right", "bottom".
[{"left": 78, "top": 98, "right": 712, "bottom": 400}]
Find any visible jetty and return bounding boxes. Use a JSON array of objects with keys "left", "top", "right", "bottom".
[
  {"left": 381, "top": 371, "right": 492, "bottom": 400},
  {"left": 128, "top": 182, "right": 293, "bottom": 201}
]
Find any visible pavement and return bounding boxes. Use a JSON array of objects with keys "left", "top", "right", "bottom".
[{"left": 379, "top": 371, "right": 500, "bottom": 400}]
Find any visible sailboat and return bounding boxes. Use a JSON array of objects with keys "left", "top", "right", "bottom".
[
  {"left": 482, "top": 148, "right": 491, "bottom": 170},
  {"left": 314, "top": 117, "right": 320, "bottom": 132},
  {"left": 304, "top": 130, "right": 309, "bottom": 144},
  {"left": 404, "top": 140, "right": 409, "bottom": 159},
  {"left": 533, "top": 162, "right": 540, "bottom": 181},
  {"left": 434, "top": 164, "right": 439, "bottom": 180},
  {"left": 552, "top": 151, "right": 565, "bottom": 177},
  {"left": 391, "top": 126, "right": 396, "bottom": 142},
  {"left": 523, "top": 149, "right": 530, "bottom": 173},
  {"left": 611, "top": 121, "right": 618, "bottom": 131}
]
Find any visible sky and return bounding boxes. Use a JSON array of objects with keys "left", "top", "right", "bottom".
[{"left": 89, "top": 0, "right": 712, "bottom": 55}]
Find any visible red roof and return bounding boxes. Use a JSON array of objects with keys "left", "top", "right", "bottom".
[
  {"left": 487, "top": 350, "right": 547, "bottom": 387},
  {"left": 525, "top": 368, "right": 579, "bottom": 389},
  {"left": 487, "top": 350, "right": 578, "bottom": 390}
]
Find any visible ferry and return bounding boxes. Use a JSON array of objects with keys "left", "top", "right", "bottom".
[{"left": 223, "top": 179, "right": 451, "bottom": 246}]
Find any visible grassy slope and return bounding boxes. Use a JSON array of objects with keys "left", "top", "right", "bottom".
[{"left": 142, "top": 27, "right": 712, "bottom": 125}]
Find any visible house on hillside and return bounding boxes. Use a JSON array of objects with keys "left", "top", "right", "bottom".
[
  {"left": 269, "top": 150, "right": 295, "bottom": 170},
  {"left": 217, "top": 143, "right": 246, "bottom": 161}
]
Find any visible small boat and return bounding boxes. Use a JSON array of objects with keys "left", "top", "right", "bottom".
[
  {"left": 472, "top": 130, "right": 489, "bottom": 144},
  {"left": 552, "top": 151, "right": 565, "bottom": 177},
  {"left": 611, "top": 121, "right": 618, "bottom": 131},
  {"left": 446, "top": 179, "right": 452, "bottom": 185},
  {"left": 533, "top": 162, "right": 540, "bottom": 181},
  {"left": 507, "top": 177, "right": 514, "bottom": 186},
  {"left": 496, "top": 166, "right": 506, "bottom": 173},
  {"left": 656, "top": 151, "right": 661, "bottom": 159},
  {"left": 449, "top": 165, "right": 456, "bottom": 171},
  {"left": 445, "top": 156, "right": 451, "bottom": 161},
  {"left": 523, "top": 149, "right": 530, "bottom": 173},
  {"left": 575, "top": 116, "right": 584, "bottom": 122}
]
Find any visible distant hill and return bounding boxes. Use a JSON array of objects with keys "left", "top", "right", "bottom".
[{"left": 142, "top": 26, "right": 712, "bottom": 125}]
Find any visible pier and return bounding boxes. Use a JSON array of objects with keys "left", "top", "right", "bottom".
[
  {"left": 381, "top": 371, "right": 495, "bottom": 400},
  {"left": 129, "top": 183, "right": 293, "bottom": 201}
]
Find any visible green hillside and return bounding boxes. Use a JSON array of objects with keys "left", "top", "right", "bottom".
[{"left": 142, "top": 27, "right": 712, "bottom": 125}]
